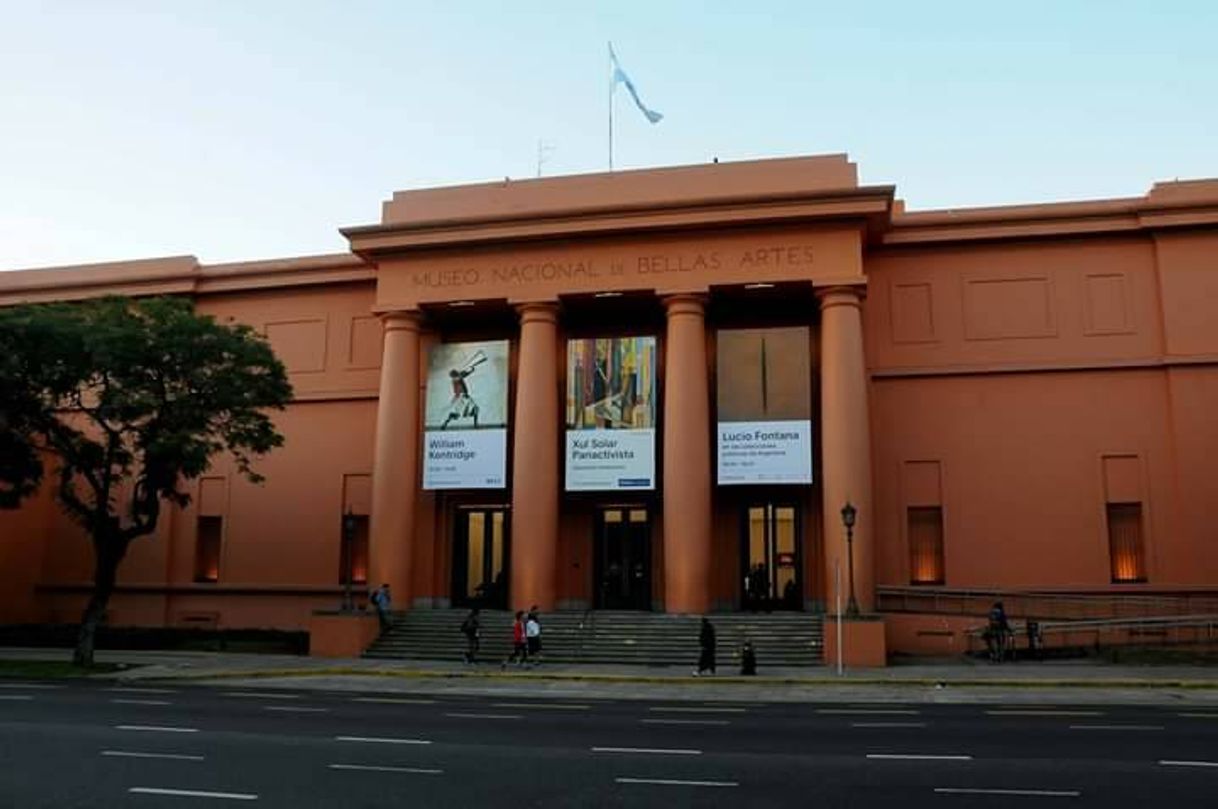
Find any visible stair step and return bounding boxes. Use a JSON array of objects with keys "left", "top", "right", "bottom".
[{"left": 363, "top": 609, "right": 825, "bottom": 666}]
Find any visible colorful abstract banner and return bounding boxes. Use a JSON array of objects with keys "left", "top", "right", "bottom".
[
  {"left": 565, "top": 335, "right": 657, "bottom": 491},
  {"left": 422, "top": 340, "right": 509, "bottom": 489},
  {"left": 716, "top": 327, "right": 813, "bottom": 485}
]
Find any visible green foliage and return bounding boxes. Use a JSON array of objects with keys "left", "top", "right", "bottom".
[{"left": 0, "top": 296, "right": 292, "bottom": 541}]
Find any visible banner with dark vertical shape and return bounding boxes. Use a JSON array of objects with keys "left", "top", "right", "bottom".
[
  {"left": 422, "top": 340, "right": 509, "bottom": 489},
  {"left": 565, "top": 336, "right": 657, "bottom": 490},
  {"left": 716, "top": 327, "right": 813, "bottom": 484}
]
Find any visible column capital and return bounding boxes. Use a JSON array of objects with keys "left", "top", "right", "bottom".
[
  {"left": 515, "top": 301, "right": 559, "bottom": 325},
  {"left": 816, "top": 284, "right": 866, "bottom": 312},
  {"left": 662, "top": 293, "right": 707, "bottom": 317},
  {"left": 379, "top": 309, "right": 422, "bottom": 332}
]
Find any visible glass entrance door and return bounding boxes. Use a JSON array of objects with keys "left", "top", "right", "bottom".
[
  {"left": 452, "top": 507, "right": 508, "bottom": 609},
  {"left": 742, "top": 502, "right": 801, "bottom": 610},
  {"left": 595, "top": 507, "right": 651, "bottom": 610}
]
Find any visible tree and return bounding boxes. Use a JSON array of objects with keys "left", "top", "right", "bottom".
[{"left": 0, "top": 296, "right": 292, "bottom": 666}]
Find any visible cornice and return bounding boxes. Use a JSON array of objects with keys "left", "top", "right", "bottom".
[
  {"left": 884, "top": 189, "right": 1218, "bottom": 247},
  {"left": 0, "top": 253, "right": 372, "bottom": 306},
  {"left": 343, "top": 186, "right": 896, "bottom": 256},
  {"left": 197, "top": 254, "right": 372, "bottom": 293}
]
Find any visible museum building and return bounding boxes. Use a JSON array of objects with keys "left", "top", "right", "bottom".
[{"left": 2, "top": 154, "right": 1217, "bottom": 656}]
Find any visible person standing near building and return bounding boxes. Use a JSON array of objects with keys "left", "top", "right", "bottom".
[
  {"left": 985, "top": 601, "right": 1012, "bottom": 663},
  {"left": 370, "top": 583, "right": 392, "bottom": 635},
  {"left": 526, "top": 605, "right": 542, "bottom": 665},
  {"left": 460, "top": 607, "right": 481, "bottom": 664},
  {"left": 694, "top": 616, "right": 716, "bottom": 676},
  {"left": 502, "top": 610, "right": 527, "bottom": 669}
]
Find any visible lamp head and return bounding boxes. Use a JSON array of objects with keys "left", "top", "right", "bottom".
[{"left": 840, "top": 501, "right": 857, "bottom": 529}]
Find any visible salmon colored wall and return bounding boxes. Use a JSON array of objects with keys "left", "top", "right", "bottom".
[
  {"left": 1165, "top": 367, "right": 1218, "bottom": 584},
  {"left": 871, "top": 369, "right": 1180, "bottom": 589},
  {"left": 0, "top": 474, "right": 55, "bottom": 623},
  {"left": 866, "top": 237, "right": 1163, "bottom": 372},
  {"left": 1154, "top": 233, "right": 1218, "bottom": 357}
]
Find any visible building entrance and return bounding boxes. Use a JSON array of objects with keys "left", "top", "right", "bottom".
[
  {"left": 741, "top": 502, "right": 802, "bottom": 610},
  {"left": 595, "top": 507, "right": 651, "bottom": 610},
  {"left": 451, "top": 507, "right": 509, "bottom": 609}
]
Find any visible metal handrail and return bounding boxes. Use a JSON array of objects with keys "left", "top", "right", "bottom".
[{"left": 877, "top": 585, "right": 1218, "bottom": 620}]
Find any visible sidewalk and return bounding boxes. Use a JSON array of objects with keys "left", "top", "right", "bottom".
[{"left": 3, "top": 646, "right": 1216, "bottom": 704}]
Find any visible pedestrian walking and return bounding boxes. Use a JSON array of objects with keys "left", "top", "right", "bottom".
[
  {"left": 370, "top": 583, "right": 392, "bottom": 634},
  {"left": 693, "top": 616, "right": 716, "bottom": 676},
  {"left": 525, "top": 605, "right": 542, "bottom": 664},
  {"left": 502, "top": 610, "right": 528, "bottom": 669},
  {"left": 460, "top": 607, "right": 481, "bottom": 664}
]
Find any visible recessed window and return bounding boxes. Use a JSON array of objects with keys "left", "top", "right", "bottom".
[
  {"left": 339, "top": 514, "right": 370, "bottom": 586},
  {"left": 1107, "top": 502, "right": 1146, "bottom": 583},
  {"left": 908, "top": 506, "right": 944, "bottom": 586},
  {"left": 194, "top": 516, "right": 223, "bottom": 583}
]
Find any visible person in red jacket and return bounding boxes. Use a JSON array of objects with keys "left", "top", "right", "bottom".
[{"left": 501, "top": 610, "right": 528, "bottom": 669}]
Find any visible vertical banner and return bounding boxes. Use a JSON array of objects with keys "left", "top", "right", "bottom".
[
  {"left": 422, "top": 340, "right": 509, "bottom": 489},
  {"left": 716, "top": 327, "right": 813, "bottom": 485},
  {"left": 565, "top": 336, "right": 657, "bottom": 490}
]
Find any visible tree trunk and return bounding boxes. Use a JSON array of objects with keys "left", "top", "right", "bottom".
[{"left": 74, "top": 539, "right": 123, "bottom": 668}]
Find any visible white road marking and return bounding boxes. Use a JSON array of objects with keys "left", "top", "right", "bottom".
[
  {"left": 129, "top": 787, "right": 256, "bottom": 800},
  {"left": 0, "top": 683, "right": 61, "bottom": 690},
  {"left": 641, "top": 718, "right": 730, "bottom": 726},
  {"left": 444, "top": 712, "right": 521, "bottom": 720},
  {"left": 102, "top": 750, "right": 205, "bottom": 762},
  {"left": 329, "top": 764, "right": 443, "bottom": 775},
  {"left": 868, "top": 754, "right": 972, "bottom": 761},
  {"left": 819, "top": 709, "right": 921, "bottom": 716},
  {"left": 111, "top": 699, "right": 172, "bottom": 706},
  {"left": 1069, "top": 724, "right": 1163, "bottom": 731},
  {"left": 616, "top": 777, "right": 737, "bottom": 787},
  {"left": 263, "top": 706, "right": 329, "bottom": 713},
  {"left": 647, "top": 706, "right": 746, "bottom": 714},
  {"left": 934, "top": 788, "right": 1080, "bottom": 797},
  {"left": 224, "top": 692, "right": 299, "bottom": 700},
  {"left": 1177, "top": 713, "right": 1218, "bottom": 719},
  {"left": 115, "top": 725, "right": 199, "bottom": 734},
  {"left": 106, "top": 687, "right": 177, "bottom": 694},
  {"left": 852, "top": 722, "right": 928, "bottom": 728},
  {"left": 0, "top": 695, "right": 34, "bottom": 701},
  {"left": 335, "top": 736, "right": 431, "bottom": 745},
  {"left": 493, "top": 702, "right": 590, "bottom": 710},
  {"left": 352, "top": 697, "right": 436, "bottom": 705},
  {"left": 985, "top": 710, "right": 1102, "bottom": 717},
  {"left": 1160, "top": 760, "right": 1218, "bottom": 768},
  {"left": 592, "top": 746, "right": 701, "bottom": 756}
]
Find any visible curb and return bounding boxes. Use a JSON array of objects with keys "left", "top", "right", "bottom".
[{"left": 115, "top": 667, "right": 1218, "bottom": 690}]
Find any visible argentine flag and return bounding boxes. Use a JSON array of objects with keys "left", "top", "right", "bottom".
[{"left": 610, "top": 44, "right": 663, "bottom": 124}]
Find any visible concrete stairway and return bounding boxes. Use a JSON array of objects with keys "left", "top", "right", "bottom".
[{"left": 363, "top": 609, "right": 823, "bottom": 667}]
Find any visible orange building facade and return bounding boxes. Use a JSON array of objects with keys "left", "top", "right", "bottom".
[{"left": 2, "top": 155, "right": 1217, "bottom": 654}]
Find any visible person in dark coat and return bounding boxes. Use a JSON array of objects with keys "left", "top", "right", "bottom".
[
  {"left": 460, "top": 607, "right": 481, "bottom": 664},
  {"left": 740, "top": 639, "right": 757, "bottom": 676},
  {"left": 694, "top": 617, "right": 716, "bottom": 676}
]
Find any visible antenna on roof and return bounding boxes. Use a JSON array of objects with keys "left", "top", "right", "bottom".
[{"left": 537, "top": 140, "right": 556, "bottom": 178}]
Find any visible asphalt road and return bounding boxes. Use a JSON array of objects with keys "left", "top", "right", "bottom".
[{"left": 2, "top": 680, "right": 1217, "bottom": 807}]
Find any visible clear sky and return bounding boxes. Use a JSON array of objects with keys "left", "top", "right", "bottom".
[{"left": 2, "top": 1, "right": 1214, "bottom": 269}]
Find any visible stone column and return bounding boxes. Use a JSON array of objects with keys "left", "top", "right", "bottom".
[
  {"left": 818, "top": 286, "right": 875, "bottom": 612},
  {"left": 510, "top": 303, "right": 560, "bottom": 611},
  {"left": 369, "top": 311, "right": 422, "bottom": 605},
  {"left": 662, "top": 295, "right": 712, "bottom": 614}
]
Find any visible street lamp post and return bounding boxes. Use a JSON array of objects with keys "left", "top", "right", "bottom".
[
  {"left": 341, "top": 509, "right": 356, "bottom": 613},
  {"left": 841, "top": 501, "right": 860, "bottom": 618}
]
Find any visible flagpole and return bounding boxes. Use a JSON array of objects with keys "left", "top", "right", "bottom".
[{"left": 607, "top": 41, "right": 614, "bottom": 171}]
